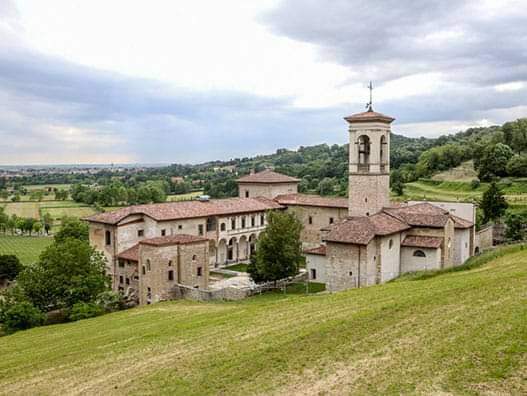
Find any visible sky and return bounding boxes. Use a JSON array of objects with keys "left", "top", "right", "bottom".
[{"left": 1, "top": 0, "right": 526, "bottom": 165}]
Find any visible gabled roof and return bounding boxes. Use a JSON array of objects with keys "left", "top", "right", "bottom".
[
  {"left": 323, "top": 202, "right": 473, "bottom": 245},
  {"left": 117, "top": 234, "right": 209, "bottom": 262},
  {"left": 237, "top": 169, "right": 299, "bottom": 184},
  {"left": 84, "top": 197, "right": 283, "bottom": 225},
  {"left": 274, "top": 193, "right": 348, "bottom": 209},
  {"left": 140, "top": 234, "right": 209, "bottom": 247},
  {"left": 383, "top": 202, "right": 451, "bottom": 228},
  {"left": 401, "top": 235, "right": 443, "bottom": 249},
  {"left": 117, "top": 244, "right": 140, "bottom": 262},
  {"left": 323, "top": 212, "right": 409, "bottom": 245},
  {"left": 303, "top": 245, "right": 327, "bottom": 256},
  {"left": 344, "top": 109, "right": 395, "bottom": 124}
]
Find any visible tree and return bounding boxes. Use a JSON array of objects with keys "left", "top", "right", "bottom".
[
  {"left": 505, "top": 212, "right": 527, "bottom": 241},
  {"left": 0, "top": 255, "right": 23, "bottom": 281},
  {"left": 318, "top": 177, "right": 336, "bottom": 196},
  {"left": 480, "top": 182, "right": 508, "bottom": 224},
  {"left": 17, "top": 239, "right": 108, "bottom": 311},
  {"left": 32, "top": 221, "right": 43, "bottom": 235},
  {"left": 477, "top": 143, "right": 514, "bottom": 181},
  {"left": 248, "top": 211, "right": 303, "bottom": 284},
  {"left": 506, "top": 154, "right": 527, "bottom": 177},
  {"left": 42, "top": 213, "right": 53, "bottom": 235},
  {"left": 1, "top": 302, "right": 44, "bottom": 333},
  {"left": 54, "top": 217, "right": 89, "bottom": 243}
]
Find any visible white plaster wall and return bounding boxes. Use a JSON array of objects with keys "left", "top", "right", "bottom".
[
  {"left": 305, "top": 253, "right": 327, "bottom": 283},
  {"left": 238, "top": 182, "right": 298, "bottom": 199},
  {"left": 409, "top": 200, "right": 476, "bottom": 223},
  {"left": 401, "top": 247, "right": 441, "bottom": 273},
  {"left": 453, "top": 228, "right": 471, "bottom": 266},
  {"left": 379, "top": 233, "right": 401, "bottom": 283}
]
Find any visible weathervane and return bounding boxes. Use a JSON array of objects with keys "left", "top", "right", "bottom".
[{"left": 366, "top": 81, "right": 373, "bottom": 112}]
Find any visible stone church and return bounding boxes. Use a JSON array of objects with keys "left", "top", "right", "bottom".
[{"left": 85, "top": 107, "right": 476, "bottom": 304}]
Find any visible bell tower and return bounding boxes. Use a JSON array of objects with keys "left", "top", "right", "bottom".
[{"left": 345, "top": 85, "right": 394, "bottom": 217}]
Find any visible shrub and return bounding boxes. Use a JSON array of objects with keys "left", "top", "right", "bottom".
[
  {"left": 470, "top": 179, "right": 480, "bottom": 190},
  {"left": 2, "top": 302, "right": 44, "bottom": 333},
  {"left": 68, "top": 302, "right": 104, "bottom": 321},
  {"left": 96, "top": 291, "right": 125, "bottom": 312},
  {"left": 0, "top": 255, "right": 23, "bottom": 281}
]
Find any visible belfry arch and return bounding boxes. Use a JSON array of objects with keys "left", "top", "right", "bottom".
[{"left": 357, "top": 135, "right": 371, "bottom": 171}]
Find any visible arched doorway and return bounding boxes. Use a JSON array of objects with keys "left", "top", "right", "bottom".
[{"left": 227, "top": 237, "right": 237, "bottom": 262}]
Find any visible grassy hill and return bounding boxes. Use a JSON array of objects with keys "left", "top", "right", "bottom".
[{"left": 1, "top": 247, "right": 526, "bottom": 395}]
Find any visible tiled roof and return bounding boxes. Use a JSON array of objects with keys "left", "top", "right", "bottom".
[
  {"left": 237, "top": 169, "right": 299, "bottom": 184},
  {"left": 84, "top": 197, "right": 283, "bottom": 225},
  {"left": 324, "top": 211, "right": 409, "bottom": 245},
  {"left": 401, "top": 235, "right": 443, "bottom": 249},
  {"left": 384, "top": 203, "right": 451, "bottom": 228},
  {"left": 117, "top": 244, "right": 140, "bottom": 262},
  {"left": 274, "top": 193, "right": 348, "bottom": 209},
  {"left": 452, "top": 215, "right": 473, "bottom": 229},
  {"left": 344, "top": 109, "right": 395, "bottom": 124},
  {"left": 140, "top": 234, "right": 209, "bottom": 247},
  {"left": 303, "top": 245, "right": 327, "bottom": 256}
]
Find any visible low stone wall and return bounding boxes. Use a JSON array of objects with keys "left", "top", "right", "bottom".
[
  {"left": 172, "top": 272, "right": 307, "bottom": 302},
  {"left": 475, "top": 225, "right": 494, "bottom": 253}
]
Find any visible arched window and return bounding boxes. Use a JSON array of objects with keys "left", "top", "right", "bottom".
[
  {"left": 192, "top": 254, "right": 197, "bottom": 261},
  {"left": 357, "top": 135, "right": 371, "bottom": 166},
  {"left": 413, "top": 250, "right": 426, "bottom": 258},
  {"left": 220, "top": 223, "right": 226, "bottom": 231}
]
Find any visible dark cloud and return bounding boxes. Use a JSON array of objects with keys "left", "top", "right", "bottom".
[
  {"left": 263, "top": 0, "right": 527, "bottom": 84},
  {"left": 0, "top": 43, "right": 346, "bottom": 164}
]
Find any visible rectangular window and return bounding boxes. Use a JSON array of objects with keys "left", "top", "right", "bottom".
[
  {"left": 138, "top": 229, "right": 144, "bottom": 237},
  {"left": 260, "top": 215, "right": 264, "bottom": 225},
  {"left": 241, "top": 217, "right": 246, "bottom": 228},
  {"left": 119, "top": 275, "right": 123, "bottom": 284},
  {"left": 168, "top": 270, "right": 174, "bottom": 281},
  {"left": 105, "top": 230, "right": 111, "bottom": 246},
  {"left": 308, "top": 216, "right": 313, "bottom": 225},
  {"left": 118, "top": 260, "right": 125, "bottom": 268},
  {"left": 245, "top": 190, "right": 249, "bottom": 198},
  {"left": 161, "top": 229, "right": 166, "bottom": 236},
  {"left": 197, "top": 267, "right": 202, "bottom": 277},
  {"left": 126, "top": 277, "right": 130, "bottom": 285},
  {"left": 178, "top": 224, "right": 183, "bottom": 230},
  {"left": 251, "top": 216, "right": 255, "bottom": 227},
  {"left": 329, "top": 217, "right": 334, "bottom": 224},
  {"left": 231, "top": 218, "right": 236, "bottom": 230},
  {"left": 142, "top": 266, "right": 146, "bottom": 275},
  {"left": 310, "top": 268, "right": 317, "bottom": 280},
  {"left": 198, "top": 224, "right": 204, "bottom": 236}
]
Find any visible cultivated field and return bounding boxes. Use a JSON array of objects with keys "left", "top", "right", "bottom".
[
  {"left": 1, "top": 247, "right": 525, "bottom": 394},
  {"left": 0, "top": 235, "right": 52, "bottom": 265}
]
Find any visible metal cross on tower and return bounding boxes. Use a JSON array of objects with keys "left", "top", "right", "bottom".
[{"left": 366, "top": 81, "right": 373, "bottom": 111}]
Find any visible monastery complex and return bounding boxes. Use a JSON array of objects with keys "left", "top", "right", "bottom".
[{"left": 86, "top": 107, "right": 488, "bottom": 305}]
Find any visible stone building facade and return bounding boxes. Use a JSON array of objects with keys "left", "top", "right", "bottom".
[{"left": 238, "top": 169, "right": 299, "bottom": 199}]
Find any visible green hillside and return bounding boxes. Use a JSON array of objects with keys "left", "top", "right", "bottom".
[{"left": 1, "top": 247, "right": 526, "bottom": 395}]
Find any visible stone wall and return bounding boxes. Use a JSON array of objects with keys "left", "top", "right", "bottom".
[
  {"left": 453, "top": 228, "right": 471, "bottom": 266},
  {"left": 378, "top": 234, "right": 401, "bottom": 282},
  {"left": 305, "top": 252, "right": 328, "bottom": 283},
  {"left": 348, "top": 173, "right": 390, "bottom": 217},
  {"left": 285, "top": 205, "right": 348, "bottom": 247},
  {"left": 138, "top": 241, "right": 209, "bottom": 305},
  {"left": 475, "top": 225, "right": 494, "bottom": 253}
]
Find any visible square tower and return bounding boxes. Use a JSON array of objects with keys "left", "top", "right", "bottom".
[{"left": 345, "top": 109, "right": 395, "bottom": 217}]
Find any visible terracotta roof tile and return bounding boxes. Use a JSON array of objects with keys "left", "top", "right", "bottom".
[
  {"left": 323, "top": 211, "right": 409, "bottom": 245},
  {"left": 384, "top": 203, "right": 451, "bottom": 228},
  {"left": 84, "top": 197, "right": 283, "bottom": 225},
  {"left": 140, "top": 234, "right": 208, "bottom": 247},
  {"left": 401, "top": 235, "right": 443, "bottom": 249},
  {"left": 275, "top": 193, "right": 348, "bottom": 209},
  {"left": 452, "top": 215, "right": 473, "bottom": 229},
  {"left": 117, "top": 244, "right": 139, "bottom": 262},
  {"left": 237, "top": 169, "right": 299, "bottom": 184},
  {"left": 303, "top": 245, "right": 327, "bottom": 256},
  {"left": 344, "top": 109, "right": 395, "bottom": 124}
]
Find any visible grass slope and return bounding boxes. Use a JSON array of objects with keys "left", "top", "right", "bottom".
[
  {"left": 0, "top": 249, "right": 526, "bottom": 395},
  {"left": 0, "top": 235, "right": 52, "bottom": 265}
]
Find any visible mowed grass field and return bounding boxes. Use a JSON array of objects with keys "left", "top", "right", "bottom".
[
  {"left": 0, "top": 235, "right": 52, "bottom": 265},
  {"left": 0, "top": 248, "right": 525, "bottom": 395}
]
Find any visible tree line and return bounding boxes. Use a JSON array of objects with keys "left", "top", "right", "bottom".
[{"left": 0, "top": 208, "right": 53, "bottom": 235}]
